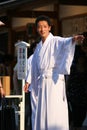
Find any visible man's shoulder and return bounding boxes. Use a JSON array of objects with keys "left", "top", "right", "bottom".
[{"left": 27, "top": 54, "right": 33, "bottom": 63}]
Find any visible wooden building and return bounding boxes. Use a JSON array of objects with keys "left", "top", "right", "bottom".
[{"left": 0, "top": 0, "right": 87, "bottom": 94}]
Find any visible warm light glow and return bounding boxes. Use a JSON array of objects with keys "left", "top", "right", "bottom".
[{"left": 0, "top": 21, "right": 5, "bottom": 26}]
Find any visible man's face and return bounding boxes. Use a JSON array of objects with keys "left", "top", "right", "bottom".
[{"left": 37, "top": 20, "right": 51, "bottom": 41}]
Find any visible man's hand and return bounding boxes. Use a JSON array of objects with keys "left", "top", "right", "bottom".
[
  {"left": 24, "top": 82, "right": 30, "bottom": 93},
  {"left": 73, "top": 35, "right": 85, "bottom": 44}
]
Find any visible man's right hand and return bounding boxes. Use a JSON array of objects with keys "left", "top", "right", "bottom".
[{"left": 24, "top": 82, "right": 30, "bottom": 93}]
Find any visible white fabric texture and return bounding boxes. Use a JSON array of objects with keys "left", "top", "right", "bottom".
[
  {"left": 25, "top": 54, "right": 33, "bottom": 91},
  {"left": 30, "top": 91, "right": 38, "bottom": 130},
  {"left": 29, "top": 33, "right": 76, "bottom": 130},
  {"left": 25, "top": 54, "right": 38, "bottom": 129}
]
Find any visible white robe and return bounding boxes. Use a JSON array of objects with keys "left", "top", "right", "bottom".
[
  {"left": 31, "top": 33, "right": 76, "bottom": 130},
  {"left": 26, "top": 54, "right": 37, "bottom": 130}
]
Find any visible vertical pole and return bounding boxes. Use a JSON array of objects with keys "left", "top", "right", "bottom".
[
  {"left": 20, "top": 79, "right": 25, "bottom": 130},
  {"left": 15, "top": 41, "right": 29, "bottom": 130}
]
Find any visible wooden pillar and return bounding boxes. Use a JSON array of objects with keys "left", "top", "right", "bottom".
[{"left": 2, "top": 76, "right": 10, "bottom": 95}]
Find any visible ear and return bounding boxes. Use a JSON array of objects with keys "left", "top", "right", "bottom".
[{"left": 49, "top": 26, "right": 51, "bottom": 31}]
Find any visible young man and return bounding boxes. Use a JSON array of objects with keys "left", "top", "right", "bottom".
[{"left": 24, "top": 15, "right": 84, "bottom": 130}]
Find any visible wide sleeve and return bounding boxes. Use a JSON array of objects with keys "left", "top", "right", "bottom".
[
  {"left": 25, "top": 55, "right": 33, "bottom": 84},
  {"left": 56, "top": 37, "right": 76, "bottom": 74}
]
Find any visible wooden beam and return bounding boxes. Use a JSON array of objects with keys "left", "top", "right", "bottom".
[
  {"left": 14, "top": 0, "right": 59, "bottom": 11},
  {"left": 0, "top": 0, "right": 58, "bottom": 12},
  {"left": 8, "top": 10, "right": 58, "bottom": 19},
  {"left": 59, "top": 0, "right": 87, "bottom": 5}
]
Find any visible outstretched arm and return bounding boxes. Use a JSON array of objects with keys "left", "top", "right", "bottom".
[{"left": 72, "top": 35, "right": 85, "bottom": 44}]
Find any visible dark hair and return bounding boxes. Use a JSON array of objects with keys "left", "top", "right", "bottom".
[{"left": 35, "top": 15, "right": 51, "bottom": 27}]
